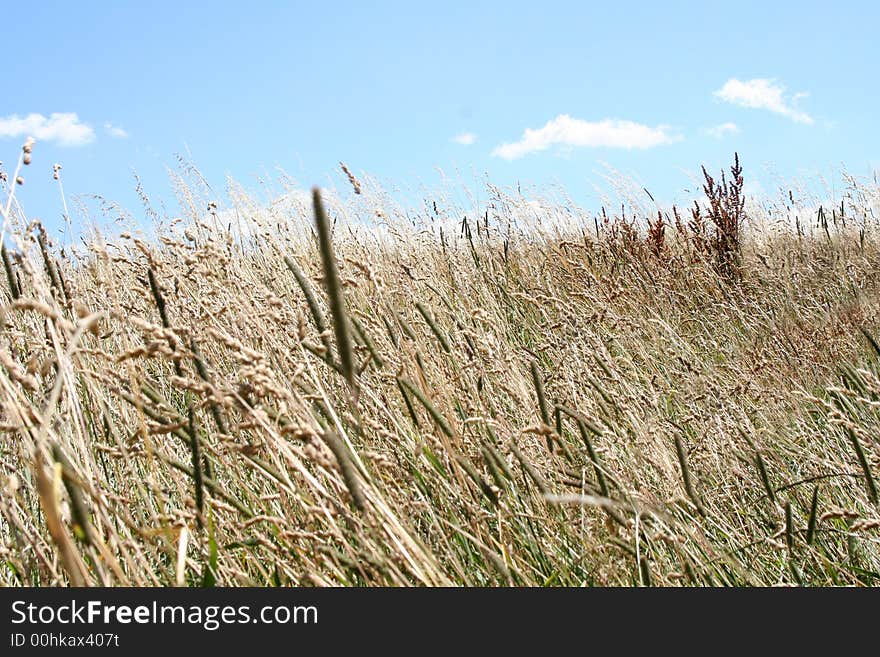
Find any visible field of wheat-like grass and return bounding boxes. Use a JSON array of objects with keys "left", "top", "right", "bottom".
[{"left": 1, "top": 155, "right": 879, "bottom": 586}]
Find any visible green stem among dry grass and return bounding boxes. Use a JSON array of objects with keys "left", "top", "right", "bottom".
[{"left": 312, "top": 188, "right": 356, "bottom": 396}]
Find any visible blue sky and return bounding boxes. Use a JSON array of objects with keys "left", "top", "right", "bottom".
[{"left": 2, "top": 1, "right": 878, "bottom": 234}]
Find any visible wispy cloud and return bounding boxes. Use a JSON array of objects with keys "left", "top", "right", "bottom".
[
  {"left": 703, "top": 122, "right": 740, "bottom": 138},
  {"left": 104, "top": 122, "right": 129, "bottom": 139},
  {"left": 492, "top": 115, "right": 681, "bottom": 160},
  {"left": 0, "top": 112, "right": 95, "bottom": 146},
  {"left": 714, "top": 78, "right": 813, "bottom": 124},
  {"left": 452, "top": 132, "right": 477, "bottom": 145}
]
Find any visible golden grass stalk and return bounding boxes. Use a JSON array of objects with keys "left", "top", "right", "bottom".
[
  {"left": 34, "top": 455, "right": 87, "bottom": 586},
  {"left": 50, "top": 444, "right": 94, "bottom": 546}
]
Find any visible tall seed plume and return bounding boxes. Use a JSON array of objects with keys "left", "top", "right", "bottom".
[
  {"left": 846, "top": 428, "right": 878, "bottom": 505},
  {"left": 312, "top": 187, "right": 357, "bottom": 396},
  {"left": 530, "top": 360, "right": 550, "bottom": 425},
  {"left": 806, "top": 485, "right": 820, "bottom": 546},
  {"left": 674, "top": 435, "right": 705, "bottom": 516},
  {"left": 188, "top": 408, "right": 205, "bottom": 530},
  {"left": 576, "top": 416, "right": 608, "bottom": 496},
  {"left": 784, "top": 500, "right": 794, "bottom": 551},
  {"left": 284, "top": 254, "right": 333, "bottom": 358},
  {"left": 321, "top": 429, "right": 366, "bottom": 511},
  {"left": 1, "top": 244, "right": 21, "bottom": 299},
  {"left": 530, "top": 361, "right": 552, "bottom": 452},
  {"left": 415, "top": 302, "right": 451, "bottom": 354},
  {"left": 340, "top": 161, "right": 362, "bottom": 195}
]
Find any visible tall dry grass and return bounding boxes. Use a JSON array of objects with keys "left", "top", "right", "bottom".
[{"left": 1, "top": 152, "right": 879, "bottom": 586}]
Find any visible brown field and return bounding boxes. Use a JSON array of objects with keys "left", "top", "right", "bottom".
[{"left": 1, "top": 154, "right": 879, "bottom": 586}]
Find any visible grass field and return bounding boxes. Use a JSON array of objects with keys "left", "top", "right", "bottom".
[{"left": 1, "top": 152, "right": 879, "bottom": 586}]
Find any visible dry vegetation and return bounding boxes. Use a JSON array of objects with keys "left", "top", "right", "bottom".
[{"left": 1, "top": 149, "right": 879, "bottom": 586}]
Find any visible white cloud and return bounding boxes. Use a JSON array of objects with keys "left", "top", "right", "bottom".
[
  {"left": 714, "top": 78, "right": 813, "bottom": 124},
  {"left": 104, "top": 122, "right": 129, "bottom": 139},
  {"left": 491, "top": 115, "right": 681, "bottom": 160},
  {"left": 0, "top": 112, "right": 95, "bottom": 146},
  {"left": 452, "top": 132, "right": 477, "bottom": 145},
  {"left": 703, "top": 122, "right": 740, "bottom": 138}
]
